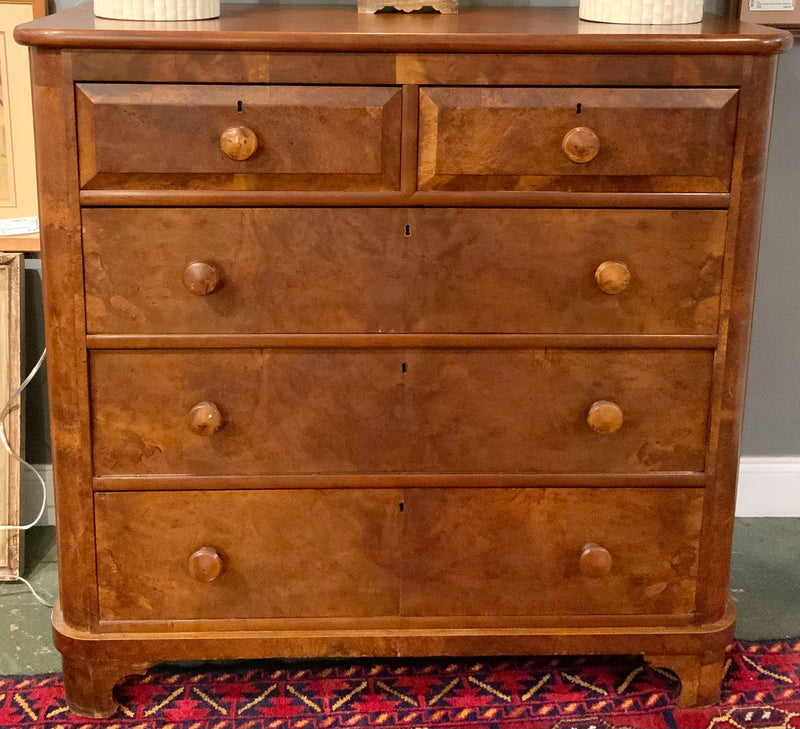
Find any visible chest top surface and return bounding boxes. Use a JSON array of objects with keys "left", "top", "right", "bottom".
[{"left": 14, "top": 3, "right": 793, "bottom": 53}]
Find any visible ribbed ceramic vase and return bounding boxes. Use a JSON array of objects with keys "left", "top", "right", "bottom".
[
  {"left": 579, "top": 0, "right": 703, "bottom": 23},
  {"left": 93, "top": 0, "right": 219, "bottom": 21}
]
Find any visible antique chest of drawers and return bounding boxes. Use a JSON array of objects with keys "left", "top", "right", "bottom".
[{"left": 16, "top": 4, "right": 791, "bottom": 717}]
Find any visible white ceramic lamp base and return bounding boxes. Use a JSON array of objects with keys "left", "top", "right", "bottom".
[
  {"left": 93, "top": 0, "right": 220, "bottom": 21},
  {"left": 579, "top": 0, "right": 702, "bottom": 23}
]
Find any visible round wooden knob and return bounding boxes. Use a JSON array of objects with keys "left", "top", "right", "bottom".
[
  {"left": 183, "top": 261, "right": 220, "bottom": 296},
  {"left": 587, "top": 400, "right": 624, "bottom": 435},
  {"left": 579, "top": 542, "right": 613, "bottom": 578},
  {"left": 188, "top": 401, "right": 223, "bottom": 436},
  {"left": 595, "top": 261, "right": 631, "bottom": 295},
  {"left": 188, "top": 546, "right": 224, "bottom": 582},
  {"left": 562, "top": 126, "right": 600, "bottom": 164},
  {"left": 220, "top": 125, "right": 258, "bottom": 161}
]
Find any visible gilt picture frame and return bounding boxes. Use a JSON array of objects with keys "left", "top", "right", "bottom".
[
  {"left": 1, "top": 252, "right": 22, "bottom": 579},
  {"left": 736, "top": 0, "right": 800, "bottom": 34},
  {"left": 0, "top": 0, "right": 46, "bottom": 252}
]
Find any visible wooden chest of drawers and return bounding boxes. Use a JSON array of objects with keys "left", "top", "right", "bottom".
[{"left": 16, "top": 4, "right": 791, "bottom": 717}]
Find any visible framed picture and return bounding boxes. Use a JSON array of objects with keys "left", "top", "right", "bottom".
[
  {"left": 0, "top": 0, "right": 46, "bottom": 252},
  {"left": 737, "top": 0, "right": 800, "bottom": 33},
  {"left": 1, "top": 252, "right": 22, "bottom": 579}
]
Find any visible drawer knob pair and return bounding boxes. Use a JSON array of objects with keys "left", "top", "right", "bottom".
[
  {"left": 579, "top": 542, "right": 613, "bottom": 578},
  {"left": 189, "top": 401, "right": 223, "bottom": 436},
  {"left": 220, "top": 125, "right": 258, "bottom": 161},
  {"left": 189, "top": 544, "right": 613, "bottom": 584},
  {"left": 188, "top": 399, "right": 623, "bottom": 440},
  {"left": 189, "top": 546, "right": 225, "bottom": 582},
  {"left": 587, "top": 400, "right": 624, "bottom": 435},
  {"left": 562, "top": 126, "right": 600, "bottom": 164}
]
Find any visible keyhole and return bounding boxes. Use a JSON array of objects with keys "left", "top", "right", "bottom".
[
  {"left": 576, "top": 103, "right": 582, "bottom": 115},
  {"left": 404, "top": 224, "right": 412, "bottom": 237},
  {"left": 401, "top": 362, "right": 408, "bottom": 373},
  {"left": 399, "top": 501, "right": 405, "bottom": 513},
  {"left": 237, "top": 100, "right": 243, "bottom": 113}
]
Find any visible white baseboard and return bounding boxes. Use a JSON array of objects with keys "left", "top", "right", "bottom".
[
  {"left": 736, "top": 456, "right": 800, "bottom": 517},
  {"left": 15, "top": 458, "right": 800, "bottom": 527}
]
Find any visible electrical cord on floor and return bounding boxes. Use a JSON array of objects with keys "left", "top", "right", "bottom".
[{"left": 0, "top": 348, "right": 55, "bottom": 607}]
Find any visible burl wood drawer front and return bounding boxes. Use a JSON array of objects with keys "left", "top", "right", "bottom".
[
  {"left": 402, "top": 488, "right": 702, "bottom": 616},
  {"left": 75, "top": 84, "right": 402, "bottom": 190},
  {"left": 95, "top": 489, "right": 402, "bottom": 621},
  {"left": 418, "top": 87, "right": 738, "bottom": 192},
  {"left": 94, "top": 487, "right": 702, "bottom": 622},
  {"left": 90, "top": 349, "right": 712, "bottom": 476},
  {"left": 83, "top": 208, "right": 725, "bottom": 335}
]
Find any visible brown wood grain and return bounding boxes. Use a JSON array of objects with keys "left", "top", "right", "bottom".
[
  {"left": 28, "top": 49, "right": 98, "bottom": 630},
  {"left": 14, "top": 5, "right": 793, "bottom": 55},
  {"left": 71, "top": 50, "right": 272, "bottom": 83},
  {"left": 51, "top": 597, "right": 735, "bottom": 718},
  {"left": 77, "top": 187, "right": 732, "bottom": 208},
  {"left": 97, "top": 611, "right": 700, "bottom": 634},
  {"left": 402, "top": 348, "right": 713, "bottom": 474},
  {"left": 94, "top": 486, "right": 702, "bottom": 621},
  {"left": 401, "top": 488, "right": 703, "bottom": 616},
  {"left": 645, "top": 651, "right": 728, "bottom": 707},
  {"left": 95, "top": 489, "right": 402, "bottom": 621},
  {"left": 71, "top": 50, "right": 397, "bottom": 86},
  {"left": 69, "top": 51, "right": 746, "bottom": 87},
  {"left": 85, "top": 333, "right": 719, "bottom": 350},
  {"left": 84, "top": 208, "right": 406, "bottom": 335},
  {"left": 695, "top": 55, "right": 782, "bottom": 621},
  {"left": 83, "top": 208, "right": 725, "bottom": 336},
  {"left": 396, "top": 53, "right": 747, "bottom": 87},
  {"left": 15, "top": 4, "right": 791, "bottom": 715},
  {"left": 400, "top": 85, "right": 419, "bottom": 197},
  {"left": 59, "top": 655, "right": 151, "bottom": 718},
  {"left": 404, "top": 209, "right": 725, "bottom": 335},
  {"left": 89, "top": 348, "right": 712, "bottom": 476},
  {"left": 419, "top": 87, "right": 739, "bottom": 193},
  {"left": 92, "top": 472, "right": 709, "bottom": 491},
  {"left": 76, "top": 84, "right": 402, "bottom": 190}
]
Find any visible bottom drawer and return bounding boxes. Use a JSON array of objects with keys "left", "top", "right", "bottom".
[{"left": 95, "top": 488, "right": 702, "bottom": 623}]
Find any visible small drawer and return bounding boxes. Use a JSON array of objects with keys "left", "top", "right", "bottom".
[
  {"left": 418, "top": 87, "right": 738, "bottom": 192},
  {"left": 83, "top": 208, "right": 725, "bottom": 336},
  {"left": 90, "top": 348, "right": 712, "bottom": 477},
  {"left": 95, "top": 489, "right": 402, "bottom": 621},
  {"left": 402, "top": 487, "right": 703, "bottom": 616},
  {"left": 75, "top": 83, "right": 402, "bottom": 191}
]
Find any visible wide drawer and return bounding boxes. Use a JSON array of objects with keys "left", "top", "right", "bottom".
[
  {"left": 75, "top": 84, "right": 402, "bottom": 191},
  {"left": 90, "top": 348, "right": 712, "bottom": 476},
  {"left": 418, "top": 87, "right": 738, "bottom": 192},
  {"left": 83, "top": 208, "right": 726, "bottom": 335},
  {"left": 94, "top": 487, "right": 701, "bottom": 622}
]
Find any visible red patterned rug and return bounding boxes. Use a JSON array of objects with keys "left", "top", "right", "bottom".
[{"left": 1, "top": 640, "right": 797, "bottom": 728}]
